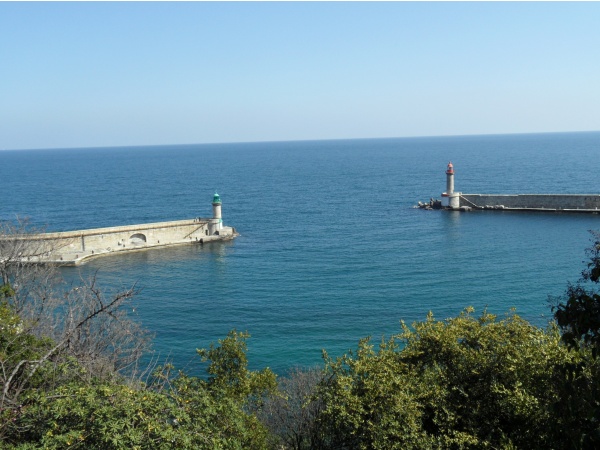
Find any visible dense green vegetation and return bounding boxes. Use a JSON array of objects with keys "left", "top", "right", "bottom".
[{"left": 2, "top": 224, "right": 600, "bottom": 449}]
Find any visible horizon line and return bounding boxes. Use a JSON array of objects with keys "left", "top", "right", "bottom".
[{"left": 3, "top": 129, "right": 599, "bottom": 152}]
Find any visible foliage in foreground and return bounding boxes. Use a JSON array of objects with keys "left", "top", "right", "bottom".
[
  {"left": 3, "top": 330, "right": 276, "bottom": 449},
  {"left": 554, "top": 230, "right": 600, "bottom": 353},
  {"left": 319, "top": 309, "right": 576, "bottom": 449},
  {"left": 3, "top": 222, "right": 600, "bottom": 449},
  {"left": 3, "top": 299, "right": 600, "bottom": 449}
]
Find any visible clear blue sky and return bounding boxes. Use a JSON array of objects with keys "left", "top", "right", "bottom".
[{"left": 1, "top": 1, "right": 599, "bottom": 150}]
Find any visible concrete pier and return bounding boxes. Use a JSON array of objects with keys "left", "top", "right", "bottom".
[
  {"left": 421, "top": 163, "right": 600, "bottom": 214},
  {"left": 459, "top": 194, "right": 600, "bottom": 213},
  {"left": 8, "top": 218, "right": 238, "bottom": 265}
]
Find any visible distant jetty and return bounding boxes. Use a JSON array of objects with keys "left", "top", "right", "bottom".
[
  {"left": 2, "top": 193, "right": 238, "bottom": 265},
  {"left": 418, "top": 163, "right": 600, "bottom": 214}
]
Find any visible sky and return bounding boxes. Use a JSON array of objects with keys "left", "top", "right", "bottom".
[{"left": 1, "top": 1, "right": 599, "bottom": 150}]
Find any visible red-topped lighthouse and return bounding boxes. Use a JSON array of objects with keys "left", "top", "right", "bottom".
[
  {"left": 441, "top": 162, "right": 460, "bottom": 209},
  {"left": 445, "top": 162, "right": 454, "bottom": 195}
]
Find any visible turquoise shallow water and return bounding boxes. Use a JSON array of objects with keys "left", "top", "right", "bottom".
[{"left": 2, "top": 132, "right": 600, "bottom": 373}]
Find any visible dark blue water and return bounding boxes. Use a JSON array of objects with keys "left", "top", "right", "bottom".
[{"left": 2, "top": 132, "right": 600, "bottom": 373}]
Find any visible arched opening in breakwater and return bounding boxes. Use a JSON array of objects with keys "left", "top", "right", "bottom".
[{"left": 129, "top": 233, "right": 147, "bottom": 245}]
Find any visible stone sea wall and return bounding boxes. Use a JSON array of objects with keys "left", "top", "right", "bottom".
[
  {"left": 11, "top": 218, "right": 237, "bottom": 265},
  {"left": 460, "top": 194, "right": 600, "bottom": 211}
]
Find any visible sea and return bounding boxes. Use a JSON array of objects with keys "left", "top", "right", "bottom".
[{"left": 2, "top": 132, "right": 600, "bottom": 374}]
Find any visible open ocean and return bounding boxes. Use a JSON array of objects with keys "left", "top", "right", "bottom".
[{"left": 2, "top": 132, "right": 600, "bottom": 374}]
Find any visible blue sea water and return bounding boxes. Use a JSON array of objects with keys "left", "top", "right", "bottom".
[{"left": 2, "top": 132, "right": 600, "bottom": 374}]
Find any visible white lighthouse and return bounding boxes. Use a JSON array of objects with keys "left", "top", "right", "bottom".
[
  {"left": 208, "top": 192, "right": 223, "bottom": 235},
  {"left": 446, "top": 162, "right": 454, "bottom": 195},
  {"left": 441, "top": 162, "right": 461, "bottom": 209}
]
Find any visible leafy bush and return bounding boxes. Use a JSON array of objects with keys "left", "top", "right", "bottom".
[{"left": 317, "top": 309, "right": 571, "bottom": 449}]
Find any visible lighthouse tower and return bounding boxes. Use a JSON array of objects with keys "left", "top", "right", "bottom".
[
  {"left": 441, "top": 162, "right": 461, "bottom": 209},
  {"left": 208, "top": 192, "right": 223, "bottom": 235},
  {"left": 446, "top": 162, "right": 454, "bottom": 195}
]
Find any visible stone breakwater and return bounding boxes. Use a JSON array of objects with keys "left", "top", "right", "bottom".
[
  {"left": 6, "top": 218, "right": 238, "bottom": 265},
  {"left": 421, "top": 162, "right": 600, "bottom": 214},
  {"left": 459, "top": 194, "right": 600, "bottom": 213}
]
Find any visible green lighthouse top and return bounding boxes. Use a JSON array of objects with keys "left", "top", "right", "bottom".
[{"left": 212, "top": 192, "right": 222, "bottom": 204}]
